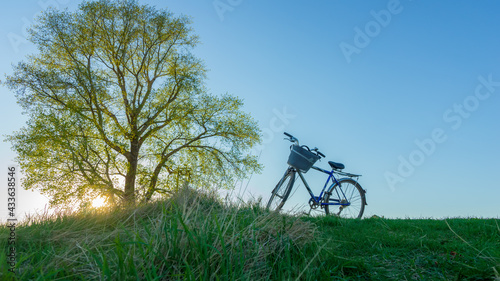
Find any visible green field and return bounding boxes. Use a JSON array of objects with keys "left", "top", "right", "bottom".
[{"left": 1, "top": 189, "right": 499, "bottom": 280}]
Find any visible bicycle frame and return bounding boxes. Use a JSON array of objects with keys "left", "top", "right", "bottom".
[{"left": 294, "top": 165, "right": 359, "bottom": 207}]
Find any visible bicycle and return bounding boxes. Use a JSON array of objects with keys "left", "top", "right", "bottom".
[{"left": 266, "top": 132, "right": 367, "bottom": 218}]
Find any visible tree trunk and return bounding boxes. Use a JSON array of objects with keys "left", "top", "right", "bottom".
[
  {"left": 144, "top": 163, "right": 163, "bottom": 202},
  {"left": 123, "top": 141, "right": 140, "bottom": 205}
]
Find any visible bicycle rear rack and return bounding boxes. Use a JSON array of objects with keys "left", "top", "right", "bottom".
[{"left": 334, "top": 171, "right": 361, "bottom": 178}]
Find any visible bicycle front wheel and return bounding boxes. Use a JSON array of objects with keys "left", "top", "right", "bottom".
[
  {"left": 324, "top": 178, "right": 366, "bottom": 218},
  {"left": 266, "top": 168, "right": 295, "bottom": 212}
]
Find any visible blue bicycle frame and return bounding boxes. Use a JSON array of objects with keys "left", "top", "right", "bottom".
[{"left": 294, "top": 165, "right": 360, "bottom": 207}]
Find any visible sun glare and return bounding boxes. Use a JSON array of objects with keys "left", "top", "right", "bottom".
[{"left": 91, "top": 196, "right": 107, "bottom": 208}]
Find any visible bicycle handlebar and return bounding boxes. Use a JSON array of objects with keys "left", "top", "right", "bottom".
[
  {"left": 283, "top": 132, "right": 325, "bottom": 158},
  {"left": 283, "top": 132, "right": 298, "bottom": 144}
]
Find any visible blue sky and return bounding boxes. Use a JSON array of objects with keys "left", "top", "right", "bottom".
[{"left": 1, "top": 0, "right": 499, "bottom": 220}]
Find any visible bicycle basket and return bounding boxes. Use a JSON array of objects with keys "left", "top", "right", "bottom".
[{"left": 287, "top": 145, "right": 320, "bottom": 173}]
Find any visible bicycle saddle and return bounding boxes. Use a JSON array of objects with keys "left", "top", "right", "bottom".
[{"left": 328, "top": 161, "right": 345, "bottom": 170}]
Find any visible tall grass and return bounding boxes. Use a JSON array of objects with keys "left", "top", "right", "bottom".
[
  {"left": 0, "top": 187, "right": 327, "bottom": 280},
  {"left": 1, "top": 188, "right": 499, "bottom": 280}
]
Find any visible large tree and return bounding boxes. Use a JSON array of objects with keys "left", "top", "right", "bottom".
[{"left": 3, "top": 0, "right": 261, "bottom": 206}]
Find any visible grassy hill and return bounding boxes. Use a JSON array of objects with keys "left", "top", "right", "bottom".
[{"left": 1, "top": 188, "right": 499, "bottom": 280}]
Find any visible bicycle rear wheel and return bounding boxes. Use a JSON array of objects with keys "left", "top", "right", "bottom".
[
  {"left": 266, "top": 168, "right": 295, "bottom": 211},
  {"left": 324, "top": 178, "right": 366, "bottom": 218}
]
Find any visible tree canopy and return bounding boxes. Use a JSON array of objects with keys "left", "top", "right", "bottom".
[{"left": 3, "top": 0, "right": 261, "bottom": 206}]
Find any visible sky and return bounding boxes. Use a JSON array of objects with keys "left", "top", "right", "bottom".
[{"left": 1, "top": 0, "right": 499, "bottom": 220}]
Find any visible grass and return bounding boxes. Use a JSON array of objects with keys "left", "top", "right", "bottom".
[
  {"left": 0, "top": 188, "right": 499, "bottom": 280},
  {"left": 308, "top": 216, "right": 500, "bottom": 280}
]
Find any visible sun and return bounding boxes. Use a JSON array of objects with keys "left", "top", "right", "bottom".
[{"left": 91, "top": 196, "right": 107, "bottom": 208}]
